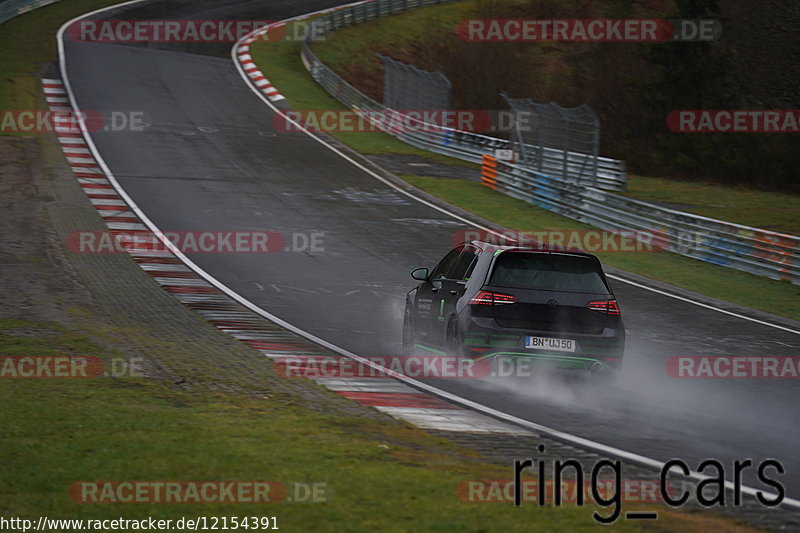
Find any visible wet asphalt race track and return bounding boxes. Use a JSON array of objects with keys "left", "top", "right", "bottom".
[{"left": 62, "top": 0, "right": 800, "bottom": 500}]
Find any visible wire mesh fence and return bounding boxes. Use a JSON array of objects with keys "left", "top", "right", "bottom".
[
  {"left": 378, "top": 54, "right": 451, "bottom": 111},
  {"left": 503, "top": 93, "right": 600, "bottom": 187}
]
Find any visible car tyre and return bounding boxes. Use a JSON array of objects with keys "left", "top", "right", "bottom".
[
  {"left": 402, "top": 307, "right": 416, "bottom": 355},
  {"left": 446, "top": 318, "right": 465, "bottom": 357}
]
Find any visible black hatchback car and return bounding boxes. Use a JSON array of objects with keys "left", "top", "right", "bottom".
[{"left": 403, "top": 240, "right": 625, "bottom": 373}]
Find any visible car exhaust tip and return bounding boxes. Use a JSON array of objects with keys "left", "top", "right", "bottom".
[{"left": 589, "top": 361, "right": 607, "bottom": 373}]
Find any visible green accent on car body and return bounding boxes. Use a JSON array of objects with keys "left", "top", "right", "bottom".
[
  {"left": 471, "top": 351, "right": 617, "bottom": 372},
  {"left": 464, "top": 332, "right": 532, "bottom": 349},
  {"left": 413, "top": 343, "right": 447, "bottom": 355}
]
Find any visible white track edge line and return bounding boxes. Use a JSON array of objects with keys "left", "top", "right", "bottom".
[
  {"left": 606, "top": 274, "right": 799, "bottom": 335},
  {"left": 228, "top": 7, "right": 800, "bottom": 509},
  {"left": 55, "top": 0, "right": 800, "bottom": 510},
  {"left": 232, "top": 17, "right": 800, "bottom": 337}
]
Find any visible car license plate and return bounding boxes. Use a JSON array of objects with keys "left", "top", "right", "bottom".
[{"left": 525, "top": 336, "right": 576, "bottom": 352}]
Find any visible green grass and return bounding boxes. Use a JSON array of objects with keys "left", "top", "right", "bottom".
[
  {"left": 250, "top": 21, "right": 475, "bottom": 167},
  {"left": 625, "top": 175, "right": 800, "bottom": 235},
  {"left": 311, "top": 1, "right": 481, "bottom": 74},
  {"left": 2, "top": 319, "right": 720, "bottom": 533},
  {"left": 0, "top": 0, "right": 128, "bottom": 134}
]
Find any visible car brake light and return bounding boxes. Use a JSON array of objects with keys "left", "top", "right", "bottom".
[
  {"left": 469, "top": 290, "right": 517, "bottom": 306},
  {"left": 587, "top": 299, "right": 620, "bottom": 315}
]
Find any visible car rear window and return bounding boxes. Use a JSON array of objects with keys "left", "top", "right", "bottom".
[{"left": 489, "top": 252, "right": 609, "bottom": 293}]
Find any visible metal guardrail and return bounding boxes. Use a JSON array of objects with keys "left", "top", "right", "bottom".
[
  {"left": 301, "top": 0, "right": 628, "bottom": 191},
  {"left": 0, "top": 0, "right": 61, "bottom": 25},
  {"left": 482, "top": 156, "right": 800, "bottom": 285}
]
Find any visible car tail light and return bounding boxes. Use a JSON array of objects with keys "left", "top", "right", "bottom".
[
  {"left": 587, "top": 299, "right": 621, "bottom": 315},
  {"left": 469, "top": 290, "right": 517, "bottom": 306}
]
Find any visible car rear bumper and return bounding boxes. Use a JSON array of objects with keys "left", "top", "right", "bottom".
[{"left": 462, "top": 317, "right": 625, "bottom": 370}]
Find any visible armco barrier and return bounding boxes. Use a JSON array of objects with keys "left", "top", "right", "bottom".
[
  {"left": 0, "top": 0, "right": 61, "bottom": 25},
  {"left": 483, "top": 155, "right": 800, "bottom": 285},
  {"left": 300, "top": 0, "right": 628, "bottom": 191}
]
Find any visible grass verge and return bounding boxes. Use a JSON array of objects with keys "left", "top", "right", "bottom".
[
  {"left": 250, "top": 22, "right": 800, "bottom": 322},
  {"left": 249, "top": 18, "right": 476, "bottom": 168},
  {"left": 1, "top": 318, "right": 742, "bottom": 533},
  {"left": 0, "top": 224, "right": 773, "bottom": 522},
  {"left": 625, "top": 175, "right": 800, "bottom": 236},
  {"left": 0, "top": 0, "right": 131, "bottom": 126}
]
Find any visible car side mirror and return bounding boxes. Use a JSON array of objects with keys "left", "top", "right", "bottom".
[{"left": 411, "top": 267, "right": 429, "bottom": 281}]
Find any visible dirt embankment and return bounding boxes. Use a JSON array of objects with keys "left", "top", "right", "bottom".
[
  {"left": 0, "top": 132, "right": 378, "bottom": 413},
  {"left": 319, "top": 0, "right": 800, "bottom": 192}
]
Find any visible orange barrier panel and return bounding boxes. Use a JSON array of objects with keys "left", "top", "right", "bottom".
[{"left": 481, "top": 154, "right": 497, "bottom": 189}]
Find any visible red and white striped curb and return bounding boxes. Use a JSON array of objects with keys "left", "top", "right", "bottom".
[
  {"left": 43, "top": 77, "right": 532, "bottom": 436},
  {"left": 234, "top": 23, "right": 286, "bottom": 103}
]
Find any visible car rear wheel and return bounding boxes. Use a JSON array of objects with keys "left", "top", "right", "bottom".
[
  {"left": 446, "top": 318, "right": 465, "bottom": 357},
  {"left": 402, "top": 307, "right": 415, "bottom": 355}
]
